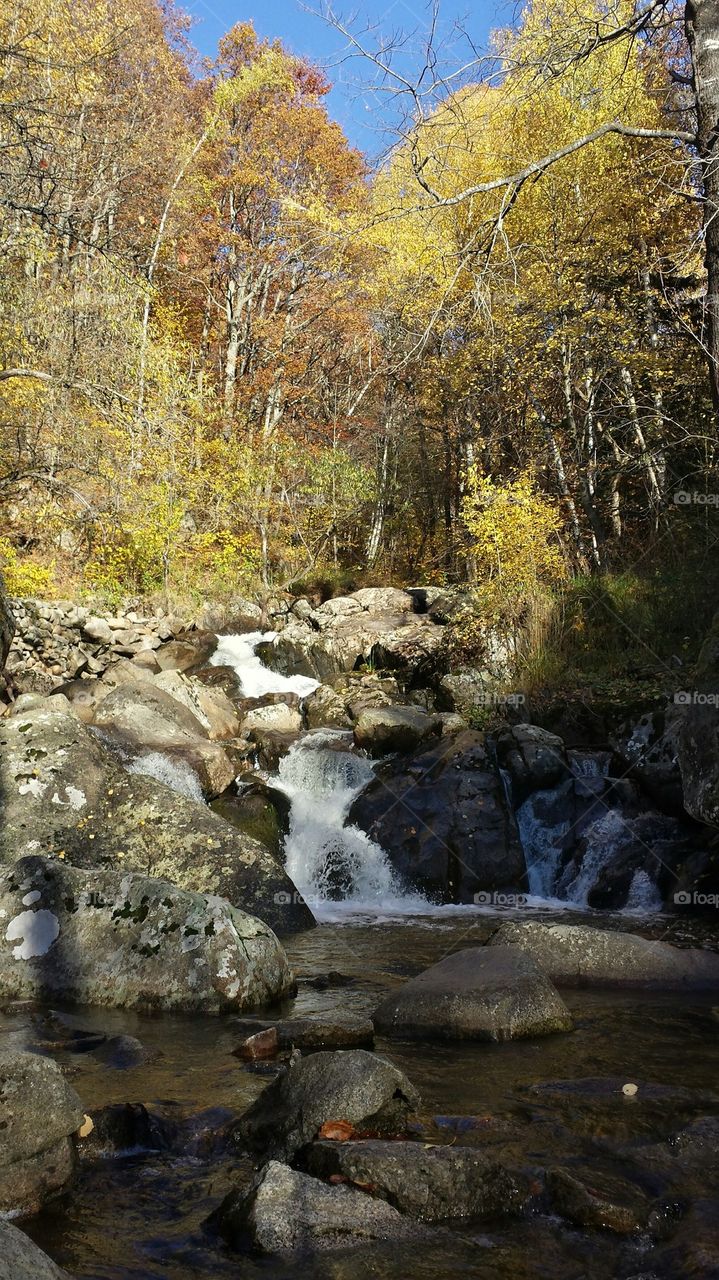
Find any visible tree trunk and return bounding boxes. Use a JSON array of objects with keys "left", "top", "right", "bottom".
[{"left": 686, "top": 0, "right": 719, "bottom": 407}]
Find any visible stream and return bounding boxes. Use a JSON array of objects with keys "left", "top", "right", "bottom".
[{"left": 4, "top": 633, "right": 719, "bottom": 1278}]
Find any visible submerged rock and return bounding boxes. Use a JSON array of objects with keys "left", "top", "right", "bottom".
[
  {"left": 0, "top": 855, "right": 295, "bottom": 1013},
  {"left": 372, "top": 947, "right": 573, "bottom": 1041},
  {"left": 489, "top": 921, "right": 719, "bottom": 988},
  {"left": 234, "top": 1049, "right": 421, "bottom": 1162},
  {"left": 349, "top": 731, "right": 526, "bottom": 903},
  {"left": 215, "top": 1160, "right": 424, "bottom": 1254},
  {"left": 0, "top": 702, "right": 313, "bottom": 934},
  {"left": 0, "top": 1220, "right": 70, "bottom": 1279},
  {"left": 233, "top": 1016, "right": 375, "bottom": 1055},
  {"left": 546, "top": 1167, "right": 648, "bottom": 1234},
  {"left": 0, "top": 1048, "right": 84, "bottom": 1215},
  {"left": 306, "top": 1139, "right": 525, "bottom": 1221}
]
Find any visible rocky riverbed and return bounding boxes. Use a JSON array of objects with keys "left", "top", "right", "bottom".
[{"left": 0, "top": 582, "right": 718, "bottom": 1278}]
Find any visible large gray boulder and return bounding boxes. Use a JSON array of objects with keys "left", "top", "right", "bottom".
[
  {"left": 216, "top": 1160, "right": 423, "bottom": 1254},
  {"left": 349, "top": 732, "right": 526, "bottom": 903},
  {"left": 353, "top": 706, "right": 442, "bottom": 756},
  {"left": 235, "top": 1049, "right": 421, "bottom": 1162},
  {"left": 0, "top": 1049, "right": 84, "bottom": 1215},
  {"left": 489, "top": 921, "right": 719, "bottom": 989},
  {"left": 0, "top": 702, "right": 313, "bottom": 935},
  {"left": 152, "top": 669, "right": 241, "bottom": 740},
  {"left": 373, "top": 947, "right": 573, "bottom": 1041},
  {"left": 92, "top": 682, "right": 234, "bottom": 798},
  {"left": 0, "top": 1220, "right": 70, "bottom": 1279},
  {"left": 306, "top": 1140, "right": 525, "bottom": 1221},
  {"left": 0, "top": 855, "right": 294, "bottom": 1012}
]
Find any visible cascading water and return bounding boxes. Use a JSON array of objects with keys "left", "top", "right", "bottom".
[
  {"left": 210, "top": 631, "right": 318, "bottom": 698},
  {"left": 274, "top": 730, "right": 411, "bottom": 914}
]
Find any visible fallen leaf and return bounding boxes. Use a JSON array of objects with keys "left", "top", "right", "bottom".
[{"left": 318, "top": 1120, "right": 356, "bottom": 1141}]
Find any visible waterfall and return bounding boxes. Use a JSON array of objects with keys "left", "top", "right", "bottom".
[
  {"left": 210, "top": 631, "right": 318, "bottom": 698},
  {"left": 274, "top": 730, "right": 418, "bottom": 915}
]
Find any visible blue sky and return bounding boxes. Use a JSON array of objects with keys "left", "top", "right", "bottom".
[{"left": 184, "top": 0, "right": 511, "bottom": 156}]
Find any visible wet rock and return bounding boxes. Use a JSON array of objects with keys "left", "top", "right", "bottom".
[
  {"left": 90, "top": 1034, "right": 156, "bottom": 1070},
  {"left": 233, "top": 1017, "right": 374, "bottom": 1055},
  {"left": 349, "top": 732, "right": 526, "bottom": 903},
  {"left": 235, "top": 1049, "right": 420, "bottom": 1162},
  {"left": 0, "top": 1219, "right": 70, "bottom": 1279},
  {"left": 352, "top": 707, "right": 442, "bottom": 756},
  {"left": 373, "top": 947, "right": 573, "bottom": 1041},
  {"left": 629, "top": 1116, "right": 719, "bottom": 1182},
  {"left": 489, "top": 922, "right": 719, "bottom": 988},
  {"left": 610, "top": 705, "right": 685, "bottom": 815},
  {"left": 0, "top": 703, "right": 313, "bottom": 935},
  {"left": 0, "top": 1048, "right": 84, "bottom": 1214},
  {"left": 546, "top": 1167, "right": 648, "bottom": 1234},
  {"left": 215, "top": 1160, "right": 424, "bottom": 1254},
  {"left": 306, "top": 1139, "right": 525, "bottom": 1221},
  {"left": 250, "top": 729, "right": 300, "bottom": 771},
  {"left": 0, "top": 855, "right": 295, "bottom": 1012},
  {"left": 92, "top": 683, "right": 235, "bottom": 798},
  {"left": 495, "top": 723, "right": 571, "bottom": 804},
  {"left": 235, "top": 1027, "right": 280, "bottom": 1060},
  {"left": 212, "top": 785, "right": 290, "bottom": 859},
  {"left": 77, "top": 1102, "right": 177, "bottom": 1157}
]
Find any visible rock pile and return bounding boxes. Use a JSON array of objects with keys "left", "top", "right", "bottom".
[{"left": 4, "top": 598, "right": 199, "bottom": 694}]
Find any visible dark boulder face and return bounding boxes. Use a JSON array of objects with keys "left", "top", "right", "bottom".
[
  {"left": 0, "top": 576, "right": 14, "bottom": 669},
  {"left": 349, "top": 731, "right": 526, "bottom": 903},
  {"left": 677, "top": 609, "right": 719, "bottom": 827},
  {"left": 234, "top": 1049, "right": 421, "bottom": 1163}
]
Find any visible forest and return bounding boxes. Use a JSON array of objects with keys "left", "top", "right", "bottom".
[{"left": 1, "top": 0, "right": 718, "bottom": 682}]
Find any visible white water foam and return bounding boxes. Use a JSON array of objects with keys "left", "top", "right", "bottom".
[
  {"left": 210, "top": 632, "right": 319, "bottom": 699},
  {"left": 273, "top": 730, "right": 430, "bottom": 918},
  {"left": 127, "top": 751, "right": 204, "bottom": 803}
]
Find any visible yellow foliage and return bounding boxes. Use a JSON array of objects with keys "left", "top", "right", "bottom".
[{"left": 0, "top": 539, "right": 55, "bottom": 597}]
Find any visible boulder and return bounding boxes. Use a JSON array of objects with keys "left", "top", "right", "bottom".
[
  {"left": 495, "top": 723, "right": 571, "bottom": 803},
  {"left": 82, "top": 615, "right": 113, "bottom": 644},
  {"left": 260, "top": 588, "right": 446, "bottom": 683},
  {"left": 0, "top": 703, "right": 314, "bottom": 935},
  {"left": 215, "top": 1160, "right": 423, "bottom": 1254},
  {"left": 235, "top": 1049, "right": 420, "bottom": 1162},
  {"left": 488, "top": 921, "right": 719, "bottom": 988},
  {"left": 154, "top": 631, "right": 218, "bottom": 673},
  {"left": 92, "top": 683, "right": 234, "bottom": 798},
  {"left": 349, "top": 732, "right": 526, "bottom": 903},
  {"left": 153, "top": 669, "right": 241, "bottom": 740},
  {"left": 372, "top": 947, "right": 573, "bottom": 1041},
  {"left": 610, "top": 705, "right": 685, "bottom": 815},
  {"left": 242, "top": 703, "right": 303, "bottom": 736},
  {"left": 0, "top": 1049, "right": 84, "bottom": 1215},
  {"left": 306, "top": 1139, "right": 525, "bottom": 1221},
  {"left": 0, "top": 855, "right": 295, "bottom": 1012},
  {"left": 303, "top": 683, "right": 352, "bottom": 730},
  {"left": 0, "top": 1220, "right": 70, "bottom": 1279},
  {"left": 352, "top": 707, "right": 442, "bottom": 756}
]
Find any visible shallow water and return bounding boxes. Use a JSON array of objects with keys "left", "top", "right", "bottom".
[{"left": 3, "top": 909, "right": 718, "bottom": 1280}]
